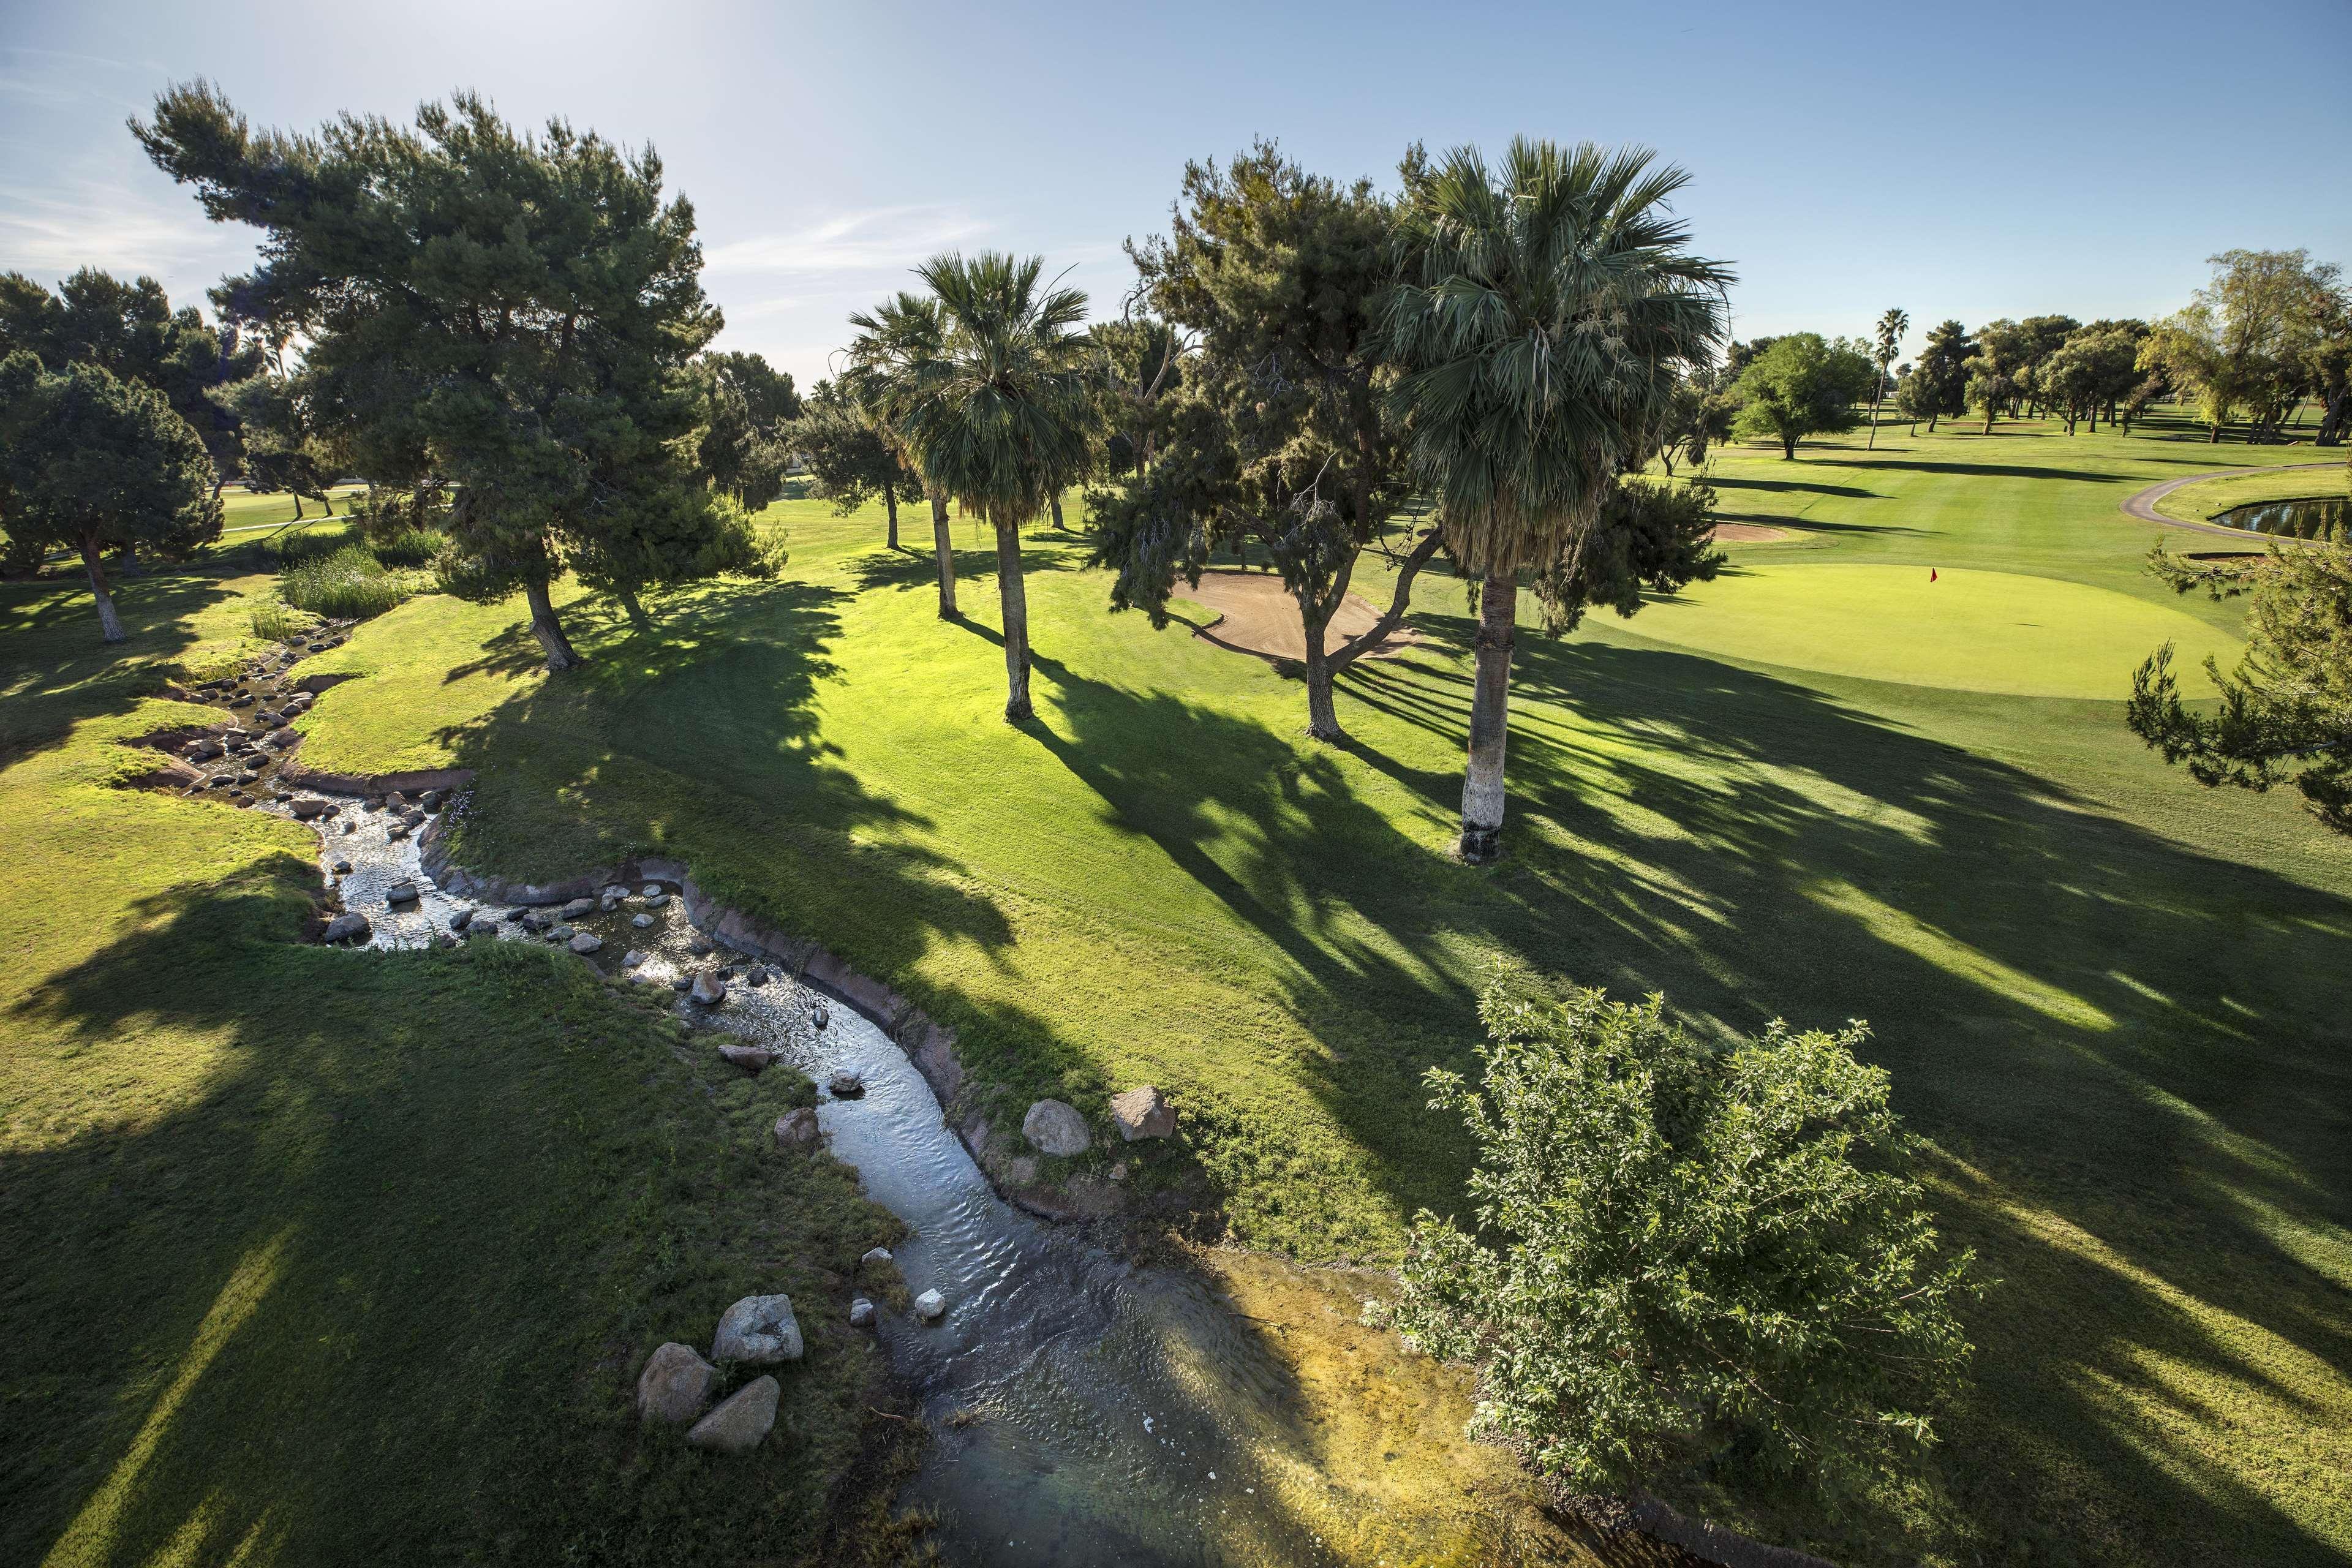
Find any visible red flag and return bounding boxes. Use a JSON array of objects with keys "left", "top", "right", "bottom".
[{"left": 1929, "top": 568, "right": 1939, "bottom": 582}]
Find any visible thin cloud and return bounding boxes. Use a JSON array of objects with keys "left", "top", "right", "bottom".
[
  {"left": 0, "top": 181, "right": 250, "bottom": 282},
  {"left": 704, "top": 203, "right": 992, "bottom": 275}
]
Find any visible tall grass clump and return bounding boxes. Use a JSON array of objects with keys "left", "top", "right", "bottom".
[
  {"left": 281, "top": 544, "right": 431, "bottom": 620},
  {"left": 248, "top": 597, "right": 320, "bottom": 643}
]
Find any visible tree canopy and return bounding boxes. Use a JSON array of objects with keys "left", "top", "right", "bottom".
[
  {"left": 134, "top": 82, "right": 761, "bottom": 665},
  {"left": 0, "top": 352, "right": 221, "bottom": 641},
  {"left": 1379, "top": 976, "right": 1979, "bottom": 1498},
  {"left": 1090, "top": 140, "right": 1421, "bottom": 741},
  {"left": 695, "top": 350, "right": 799, "bottom": 510},
  {"left": 0, "top": 267, "right": 262, "bottom": 480},
  {"left": 2130, "top": 536, "right": 2352, "bottom": 831}
]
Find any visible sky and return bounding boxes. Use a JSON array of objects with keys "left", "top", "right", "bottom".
[{"left": 2, "top": 0, "right": 2346, "bottom": 388}]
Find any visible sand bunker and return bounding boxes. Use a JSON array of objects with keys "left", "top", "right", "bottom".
[
  {"left": 1172, "top": 570, "right": 1421, "bottom": 663},
  {"left": 1714, "top": 523, "right": 1793, "bottom": 543}
]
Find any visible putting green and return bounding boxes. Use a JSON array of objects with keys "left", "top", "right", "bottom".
[{"left": 1618, "top": 563, "right": 2241, "bottom": 698}]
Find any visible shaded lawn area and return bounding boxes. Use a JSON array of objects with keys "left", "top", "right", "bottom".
[
  {"left": 248, "top": 420, "right": 2351, "bottom": 1564},
  {"left": 0, "top": 573, "right": 917, "bottom": 1567}
]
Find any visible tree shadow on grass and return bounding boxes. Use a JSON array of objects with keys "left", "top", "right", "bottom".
[
  {"left": 420, "top": 575, "right": 1017, "bottom": 987},
  {"left": 2, "top": 869, "right": 915, "bottom": 1568},
  {"left": 1324, "top": 632, "right": 2352, "bottom": 1564},
  {"left": 989, "top": 598, "right": 2346, "bottom": 1561},
  {"left": 0, "top": 569, "right": 241, "bottom": 765}
]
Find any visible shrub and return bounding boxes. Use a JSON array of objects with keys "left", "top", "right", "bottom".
[
  {"left": 368, "top": 527, "right": 448, "bottom": 568},
  {"left": 1378, "top": 976, "right": 1980, "bottom": 1499},
  {"left": 280, "top": 544, "right": 430, "bottom": 620}
]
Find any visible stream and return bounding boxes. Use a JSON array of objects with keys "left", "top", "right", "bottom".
[{"left": 170, "top": 647, "right": 1694, "bottom": 1568}]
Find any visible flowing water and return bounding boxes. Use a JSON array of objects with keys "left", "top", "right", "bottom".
[
  {"left": 2211, "top": 495, "right": 2347, "bottom": 541},
  {"left": 171, "top": 650, "right": 1693, "bottom": 1568}
]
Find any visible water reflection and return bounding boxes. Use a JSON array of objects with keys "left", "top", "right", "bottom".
[{"left": 2212, "top": 496, "right": 2347, "bottom": 541}]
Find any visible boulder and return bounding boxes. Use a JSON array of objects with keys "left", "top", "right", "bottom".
[
  {"left": 1022, "top": 1099, "right": 1091, "bottom": 1158},
  {"left": 623, "top": 949, "right": 647, "bottom": 969},
  {"left": 448, "top": 908, "right": 473, "bottom": 932},
  {"left": 1109, "top": 1085, "right": 1177, "bottom": 1142},
  {"left": 712, "top": 1294, "right": 803, "bottom": 1365},
  {"left": 647, "top": 892, "right": 671, "bottom": 909},
  {"left": 690, "top": 971, "right": 726, "bottom": 1006},
  {"left": 813, "top": 1005, "right": 831, "bottom": 1031},
  {"left": 385, "top": 881, "right": 420, "bottom": 906},
  {"left": 550, "top": 924, "right": 575, "bottom": 942},
  {"left": 420, "top": 789, "right": 445, "bottom": 809},
  {"left": 860, "top": 1247, "right": 893, "bottom": 1268},
  {"left": 568, "top": 932, "right": 604, "bottom": 955},
  {"left": 631, "top": 913, "right": 655, "bottom": 929},
  {"left": 773, "top": 1107, "right": 821, "bottom": 1149},
  {"left": 717, "top": 1042, "right": 769, "bottom": 1074},
  {"left": 745, "top": 966, "right": 769, "bottom": 987},
  {"left": 559, "top": 896, "right": 597, "bottom": 920},
  {"left": 671, "top": 975, "right": 693, "bottom": 992},
  {"left": 332, "top": 859, "right": 352, "bottom": 875},
  {"left": 848, "top": 1298, "right": 876, "bottom": 1329},
  {"left": 323, "top": 911, "right": 371, "bottom": 944},
  {"left": 183, "top": 738, "right": 224, "bottom": 761},
  {"left": 685, "top": 1375, "right": 779, "bottom": 1455},
  {"left": 641, "top": 883, "right": 662, "bottom": 897},
  {"left": 827, "top": 1069, "right": 864, "bottom": 1099},
  {"left": 913, "top": 1289, "right": 946, "bottom": 1322},
  {"left": 288, "top": 797, "right": 331, "bottom": 821},
  {"left": 388, "top": 824, "right": 410, "bottom": 842},
  {"left": 265, "top": 728, "right": 299, "bottom": 749},
  {"left": 401, "top": 809, "right": 426, "bottom": 828}
]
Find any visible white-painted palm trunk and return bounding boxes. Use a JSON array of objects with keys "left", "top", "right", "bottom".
[{"left": 1457, "top": 565, "right": 1517, "bottom": 862}]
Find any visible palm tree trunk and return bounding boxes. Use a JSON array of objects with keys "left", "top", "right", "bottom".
[
  {"left": 993, "top": 518, "right": 1031, "bottom": 723},
  {"left": 1867, "top": 390, "right": 1883, "bottom": 449},
  {"left": 81, "top": 538, "right": 127, "bottom": 644},
  {"left": 524, "top": 576, "right": 585, "bottom": 671},
  {"left": 1458, "top": 565, "right": 1517, "bottom": 863},
  {"left": 1050, "top": 492, "right": 1065, "bottom": 531},
  {"left": 931, "top": 494, "right": 958, "bottom": 619},
  {"left": 884, "top": 482, "right": 900, "bottom": 550}
]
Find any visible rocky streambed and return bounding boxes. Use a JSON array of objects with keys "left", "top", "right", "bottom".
[{"left": 143, "top": 636, "right": 1713, "bottom": 1568}]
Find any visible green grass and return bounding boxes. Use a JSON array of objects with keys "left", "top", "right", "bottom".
[
  {"left": 2154, "top": 462, "right": 2350, "bottom": 525},
  {"left": 281, "top": 409, "right": 2352, "bottom": 1567},
  {"left": 10, "top": 412, "right": 2350, "bottom": 1566},
  {"left": 1616, "top": 560, "right": 2239, "bottom": 697},
  {"left": 0, "top": 570, "right": 920, "bottom": 1564}
]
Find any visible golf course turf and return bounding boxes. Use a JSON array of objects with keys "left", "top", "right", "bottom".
[{"left": 4, "top": 410, "right": 2347, "bottom": 1566}]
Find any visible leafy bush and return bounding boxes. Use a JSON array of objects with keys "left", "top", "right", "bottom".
[
  {"left": 248, "top": 597, "right": 320, "bottom": 643},
  {"left": 280, "top": 544, "right": 430, "bottom": 620},
  {"left": 1378, "top": 976, "right": 1980, "bottom": 1499}
]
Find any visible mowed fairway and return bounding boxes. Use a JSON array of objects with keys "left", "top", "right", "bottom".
[
  {"left": 1619, "top": 561, "right": 2240, "bottom": 696},
  {"left": 7, "top": 413, "right": 2349, "bottom": 1567}
]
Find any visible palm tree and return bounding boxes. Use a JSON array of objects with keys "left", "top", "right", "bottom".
[
  {"left": 1866, "top": 306, "right": 1909, "bottom": 449},
  {"left": 892, "top": 252, "right": 1095, "bottom": 722},
  {"left": 846, "top": 292, "right": 958, "bottom": 617},
  {"left": 1384, "top": 139, "right": 1730, "bottom": 862}
]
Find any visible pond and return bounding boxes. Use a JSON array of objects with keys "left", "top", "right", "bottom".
[{"left": 2211, "top": 496, "right": 2348, "bottom": 541}]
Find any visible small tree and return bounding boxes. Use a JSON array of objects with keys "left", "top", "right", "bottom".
[
  {"left": 1865, "top": 307, "right": 1907, "bottom": 448},
  {"left": 1730, "top": 332, "right": 1871, "bottom": 458},
  {"left": 1909, "top": 320, "right": 1975, "bottom": 432},
  {"left": 695, "top": 350, "right": 799, "bottom": 510},
  {"left": 137, "top": 85, "right": 747, "bottom": 668},
  {"left": 0, "top": 352, "right": 221, "bottom": 641},
  {"left": 210, "top": 372, "right": 338, "bottom": 515},
  {"left": 1964, "top": 319, "right": 2029, "bottom": 434},
  {"left": 1090, "top": 141, "right": 1423, "bottom": 741},
  {"left": 2129, "top": 537, "right": 2352, "bottom": 831},
  {"left": 1380, "top": 977, "right": 1979, "bottom": 1498},
  {"left": 791, "top": 390, "right": 923, "bottom": 541}
]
